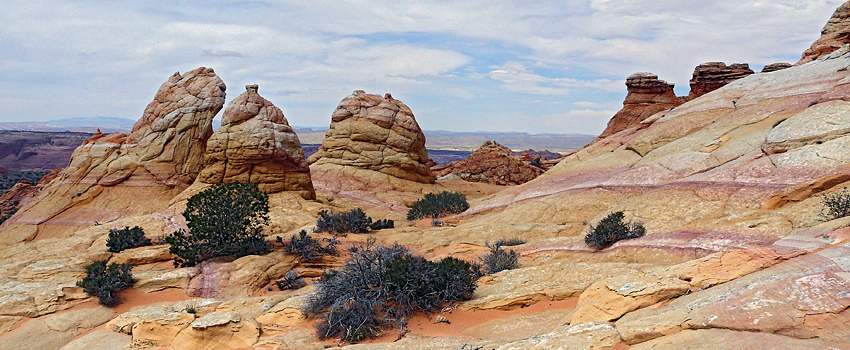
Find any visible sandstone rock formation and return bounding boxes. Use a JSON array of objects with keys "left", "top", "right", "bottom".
[
  {"left": 799, "top": 1, "right": 850, "bottom": 64},
  {"left": 596, "top": 73, "right": 682, "bottom": 140},
  {"left": 307, "top": 90, "right": 434, "bottom": 184},
  {"left": 687, "top": 62, "right": 754, "bottom": 100},
  {"left": 0, "top": 67, "right": 225, "bottom": 243},
  {"left": 198, "top": 84, "right": 314, "bottom": 199},
  {"left": 761, "top": 62, "right": 792, "bottom": 73},
  {"left": 432, "top": 141, "right": 544, "bottom": 185}
]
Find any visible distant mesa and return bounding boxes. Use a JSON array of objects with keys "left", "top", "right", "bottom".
[
  {"left": 198, "top": 84, "right": 315, "bottom": 199},
  {"left": 596, "top": 72, "right": 682, "bottom": 140},
  {"left": 308, "top": 90, "right": 435, "bottom": 183},
  {"left": 432, "top": 140, "right": 545, "bottom": 185},
  {"left": 687, "top": 62, "right": 754, "bottom": 100},
  {"left": 798, "top": 0, "right": 850, "bottom": 64}
]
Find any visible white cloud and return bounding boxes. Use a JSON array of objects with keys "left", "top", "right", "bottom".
[{"left": 0, "top": 0, "right": 845, "bottom": 135}]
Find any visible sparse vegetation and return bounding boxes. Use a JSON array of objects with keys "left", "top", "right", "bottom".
[
  {"left": 584, "top": 211, "right": 646, "bottom": 249},
  {"left": 494, "top": 237, "right": 526, "bottom": 247},
  {"left": 370, "top": 219, "right": 395, "bottom": 231},
  {"left": 280, "top": 230, "right": 338, "bottom": 262},
  {"left": 304, "top": 238, "right": 478, "bottom": 342},
  {"left": 822, "top": 189, "right": 850, "bottom": 221},
  {"left": 277, "top": 270, "right": 306, "bottom": 290},
  {"left": 479, "top": 241, "right": 519, "bottom": 274},
  {"left": 76, "top": 260, "right": 134, "bottom": 307},
  {"left": 316, "top": 208, "right": 373, "bottom": 234},
  {"left": 407, "top": 191, "right": 469, "bottom": 220},
  {"left": 530, "top": 157, "right": 545, "bottom": 169},
  {"left": 0, "top": 170, "right": 49, "bottom": 192},
  {"left": 106, "top": 226, "right": 151, "bottom": 253},
  {"left": 165, "top": 182, "right": 270, "bottom": 268}
]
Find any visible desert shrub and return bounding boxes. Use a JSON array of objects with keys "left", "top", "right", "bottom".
[
  {"left": 494, "top": 237, "right": 525, "bottom": 247},
  {"left": 530, "top": 157, "right": 544, "bottom": 169},
  {"left": 165, "top": 182, "right": 269, "bottom": 267},
  {"left": 370, "top": 219, "right": 394, "bottom": 231},
  {"left": 304, "top": 238, "right": 478, "bottom": 342},
  {"left": 316, "top": 208, "right": 372, "bottom": 234},
  {"left": 76, "top": 260, "right": 134, "bottom": 307},
  {"left": 584, "top": 211, "right": 646, "bottom": 249},
  {"left": 106, "top": 226, "right": 151, "bottom": 253},
  {"left": 277, "top": 270, "right": 306, "bottom": 290},
  {"left": 479, "top": 241, "right": 519, "bottom": 274},
  {"left": 822, "top": 189, "right": 850, "bottom": 221},
  {"left": 406, "top": 191, "right": 469, "bottom": 220},
  {"left": 281, "top": 230, "right": 338, "bottom": 262}
]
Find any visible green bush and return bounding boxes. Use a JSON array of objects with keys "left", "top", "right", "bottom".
[
  {"left": 370, "top": 219, "right": 394, "bottom": 231},
  {"left": 494, "top": 237, "right": 525, "bottom": 247},
  {"left": 315, "top": 208, "right": 372, "bottom": 234},
  {"left": 280, "top": 230, "right": 338, "bottom": 262},
  {"left": 304, "top": 238, "right": 478, "bottom": 342},
  {"left": 479, "top": 241, "right": 519, "bottom": 274},
  {"left": 584, "top": 211, "right": 645, "bottom": 249},
  {"left": 165, "top": 182, "right": 269, "bottom": 267},
  {"left": 406, "top": 191, "right": 469, "bottom": 220},
  {"left": 822, "top": 189, "right": 850, "bottom": 221},
  {"left": 530, "top": 157, "right": 545, "bottom": 169},
  {"left": 76, "top": 260, "right": 134, "bottom": 307},
  {"left": 106, "top": 226, "right": 151, "bottom": 253}
]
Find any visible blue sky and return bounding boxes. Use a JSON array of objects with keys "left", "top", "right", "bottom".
[{"left": 0, "top": 0, "right": 844, "bottom": 135}]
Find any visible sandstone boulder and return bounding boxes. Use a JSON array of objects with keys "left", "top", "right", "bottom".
[
  {"left": 432, "top": 141, "right": 544, "bottom": 185},
  {"left": 761, "top": 63, "right": 792, "bottom": 73},
  {"left": 596, "top": 73, "right": 682, "bottom": 140},
  {"left": 799, "top": 1, "right": 850, "bottom": 64},
  {"left": 307, "top": 90, "right": 434, "bottom": 184},
  {"left": 687, "top": 62, "right": 754, "bottom": 100},
  {"left": 170, "top": 312, "right": 260, "bottom": 350},
  {"left": 198, "top": 84, "right": 314, "bottom": 199}
]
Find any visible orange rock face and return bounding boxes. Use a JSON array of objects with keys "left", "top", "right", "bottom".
[
  {"left": 432, "top": 141, "right": 544, "bottom": 185},
  {"left": 307, "top": 90, "right": 434, "bottom": 184},
  {"left": 799, "top": 1, "right": 850, "bottom": 64},
  {"left": 198, "top": 84, "right": 314, "bottom": 199},
  {"left": 596, "top": 73, "right": 682, "bottom": 140}
]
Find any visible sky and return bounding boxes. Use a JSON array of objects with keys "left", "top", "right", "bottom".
[{"left": 0, "top": 0, "right": 845, "bottom": 135}]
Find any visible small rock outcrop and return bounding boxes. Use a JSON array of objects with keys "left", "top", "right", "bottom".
[
  {"left": 432, "top": 141, "right": 544, "bottom": 185},
  {"left": 198, "top": 85, "right": 314, "bottom": 199},
  {"left": 596, "top": 73, "right": 682, "bottom": 140},
  {"left": 761, "top": 63, "right": 792, "bottom": 73},
  {"left": 307, "top": 90, "right": 434, "bottom": 183},
  {"left": 799, "top": 1, "right": 850, "bottom": 64},
  {"left": 687, "top": 62, "right": 754, "bottom": 100}
]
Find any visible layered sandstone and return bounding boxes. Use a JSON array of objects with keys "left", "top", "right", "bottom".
[
  {"left": 687, "top": 62, "right": 754, "bottom": 100},
  {"left": 0, "top": 67, "right": 225, "bottom": 243},
  {"left": 596, "top": 73, "right": 682, "bottom": 140},
  {"left": 799, "top": 1, "right": 850, "bottom": 64},
  {"left": 432, "top": 141, "right": 544, "bottom": 185},
  {"left": 198, "top": 84, "right": 314, "bottom": 199},
  {"left": 307, "top": 90, "right": 434, "bottom": 184}
]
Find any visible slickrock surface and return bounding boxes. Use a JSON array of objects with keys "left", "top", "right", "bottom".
[
  {"left": 307, "top": 90, "right": 435, "bottom": 184},
  {"left": 596, "top": 73, "right": 682, "bottom": 140},
  {"left": 198, "top": 84, "right": 314, "bottom": 199},
  {"left": 432, "top": 141, "right": 545, "bottom": 185},
  {"left": 0, "top": 67, "right": 225, "bottom": 243},
  {"left": 687, "top": 62, "right": 754, "bottom": 100},
  {"left": 799, "top": 0, "right": 850, "bottom": 64}
]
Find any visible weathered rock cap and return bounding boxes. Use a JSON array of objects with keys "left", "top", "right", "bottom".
[
  {"left": 687, "top": 62, "right": 754, "bottom": 99},
  {"left": 308, "top": 90, "right": 435, "bottom": 183},
  {"left": 761, "top": 63, "right": 792, "bottom": 73},
  {"left": 799, "top": 1, "right": 850, "bottom": 64},
  {"left": 198, "top": 84, "right": 315, "bottom": 198}
]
